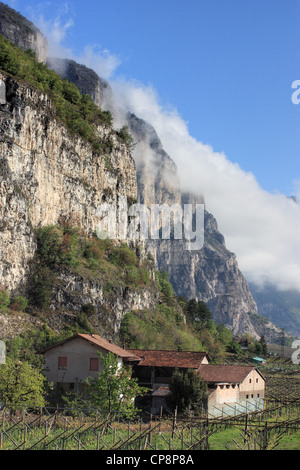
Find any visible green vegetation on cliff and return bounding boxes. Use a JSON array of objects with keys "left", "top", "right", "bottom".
[
  {"left": 0, "top": 34, "right": 134, "bottom": 152},
  {"left": 28, "top": 224, "right": 152, "bottom": 310},
  {"left": 120, "top": 298, "right": 241, "bottom": 361}
]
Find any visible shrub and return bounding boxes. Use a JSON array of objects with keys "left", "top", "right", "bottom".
[
  {"left": 109, "top": 243, "right": 137, "bottom": 268},
  {"left": 31, "top": 224, "right": 154, "bottom": 310},
  {"left": 120, "top": 307, "right": 203, "bottom": 352},
  {"left": 0, "top": 288, "right": 10, "bottom": 310},
  {"left": 61, "top": 79, "right": 82, "bottom": 104},
  {"left": 28, "top": 265, "right": 56, "bottom": 309},
  {"left": 9, "top": 296, "right": 28, "bottom": 312},
  {"left": 74, "top": 312, "right": 94, "bottom": 334},
  {"left": 83, "top": 239, "right": 105, "bottom": 270},
  {"left": 0, "top": 45, "right": 19, "bottom": 75},
  {"left": 81, "top": 303, "right": 97, "bottom": 315},
  {"left": 167, "top": 369, "right": 208, "bottom": 414},
  {"left": 36, "top": 225, "right": 83, "bottom": 268},
  {"left": 155, "top": 270, "right": 175, "bottom": 299},
  {"left": 116, "top": 126, "right": 135, "bottom": 151},
  {"left": 125, "top": 266, "right": 150, "bottom": 288},
  {"left": 36, "top": 226, "right": 64, "bottom": 266}
]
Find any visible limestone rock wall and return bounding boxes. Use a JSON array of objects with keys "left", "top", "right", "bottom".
[{"left": 0, "top": 72, "right": 137, "bottom": 293}]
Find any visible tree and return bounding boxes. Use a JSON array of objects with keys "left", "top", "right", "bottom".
[
  {"left": 186, "top": 299, "right": 212, "bottom": 329},
  {"left": 167, "top": 368, "right": 208, "bottom": 415},
  {"left": 259, "top": 335, "right": 268, "bottom": 356},
  {"left": 117, "top": 126, "right": 136, "bottom": 151},
  {"left": 227, "top": 339, "right": 242, "bottom": 355},
  {"left": 216, "top": 323, "right": 233, "bottom": 346},
  {"left": 0, "top": 288, "right": 10, "bottom": 311},
  {"left": 6, "top": 325, "right": 55, "bottom": 368},
  {"left": 155, "top": 270, "right": 175, "bottom": 301},
  {"left": 85, "top": 352, "right": 147, "bottom": 418},
  {"left": 0, "top": 358, "right": 46, "bottom": 409},
  {"left": 248, "top": 340, "right": 263, "bottom": 355}
]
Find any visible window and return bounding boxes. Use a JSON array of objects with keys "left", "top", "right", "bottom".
[
  {"left": 58, "top": 356, "right": 67, "bottom": 370},
  {"left": 256, "top": 378, "right": 259, "bottom": 383},
  {"left": 90, "top": 357, "right": 99, "bottom": 371},
  {"left": 249, "top": 378, "right": 252, "bottom": 383},
  {"left": 257, "top": 393, "right": 260, "bottom": 398}
]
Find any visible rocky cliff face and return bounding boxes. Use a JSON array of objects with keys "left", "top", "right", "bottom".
[
  {"left": 49, "top": 268, "right": 159, "bottom": 337},
  {"left": 46, "top": 58, "right": 103, "bottom": 108},
  {"left": 0, "top": 72, "right": 136, "bottom": 291},
  {"left": 44, "top": 54, "right": 283, "bottom": 340},
  {"left": 0, "top": 69, "right": 166, "bottom": 340},
  {"left": 0, "top": 2, "right": 48, "bottom": 62}
]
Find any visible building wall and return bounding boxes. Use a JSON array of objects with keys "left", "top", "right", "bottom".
[
  {"left": 208, "top": 384, "right": 240, "bottom": 407},
  {"left": 207, "top": 369, "right": 265, "bottom": 412},
  {"left": 43, "top": 337, "right": 123, "bottom": 387},
  {"left": 200, "top": 356, "right": 209, "bottom": 365},
  {"left": 239, "top": 369, "right": 265, "bottom": 401}
]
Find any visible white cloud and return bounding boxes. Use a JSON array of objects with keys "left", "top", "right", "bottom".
[
  {"left": 28, "top": 4, "right": 74, "bottom": 58},
  {"left": 75, "top": 45, "right": 121, "bottom": 81},
  {"left": 110, "top": 79, "right": 300, "bottom": 293}
]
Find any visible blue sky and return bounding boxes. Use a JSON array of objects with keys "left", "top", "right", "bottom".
[
  {"left": 9, "top": 0, "right": 300, "bottom": 196},
  {"left": 5, "top": 0, "right": 300, "bottom": 292}
]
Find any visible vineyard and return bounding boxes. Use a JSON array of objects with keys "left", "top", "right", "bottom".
[{"left": 1, "top": 363, "right": 300, "bottom": 451}]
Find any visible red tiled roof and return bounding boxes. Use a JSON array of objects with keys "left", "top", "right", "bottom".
[
  {"left": 77, "top": 334, "right": 140, "bottom": 359},
  {"left": 128, "top": 349, "right": 209, "bottom": 369},
  {"left": 198, "top": 364, "right": 264, "bottom": 384},
  {"left": 41, "top": 334, "right": 140, "bottom": 360}
]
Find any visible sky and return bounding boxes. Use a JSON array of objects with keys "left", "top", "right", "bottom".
[{"left": 5, "top": 0, "right": 300, "bottom": 292}]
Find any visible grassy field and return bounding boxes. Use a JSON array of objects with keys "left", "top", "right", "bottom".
[{"left": 208, "top": 423, "right": 300, "bottom": 450}]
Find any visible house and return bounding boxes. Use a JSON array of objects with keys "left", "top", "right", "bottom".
[
  {"left": 41, "top": 334, "right": 265, "bottom": 417},
  {"left": 128, "top": 349, "right": 210, "bottom": 388},
  {"left": 128, "top": 349, "right": 210, "bottom": 414},
  {"left": 198, "top": 364, "right": 265, "bottom": 417},
  {"left": 41, "top": 333, "right": 140, "bottom": 395},
  {"left": 129, "top": 349, "right": 265, "bottom": 415}
]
